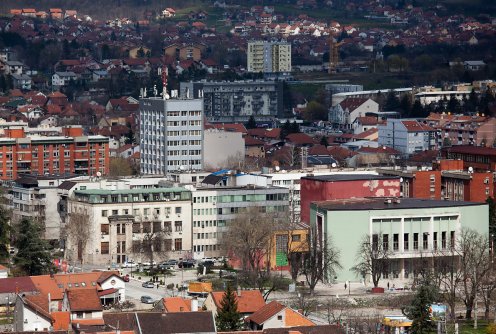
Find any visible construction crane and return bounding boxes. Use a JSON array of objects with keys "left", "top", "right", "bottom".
[{"left": 328, "top": 30, "right": 344, "bottom": 74}]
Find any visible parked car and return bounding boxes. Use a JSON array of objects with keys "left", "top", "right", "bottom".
[
  {"left": 121, "top": 261, "right": 137, "bottom": 268},
  {"left": 178, "top": 260, "right": 195, "bottom": 268},
  {"left": 201, "top": 260, "right": 215, "bottom": 267},
  {"left": 142, "top": 281, "right": 155, "bottom": 288},
  {"left": 158, "top": 262, "right": 174, "bottom": 270},
  {"left": 122, "top": 274, "right": 130, "bottom": 282},
  {"left": 165, "top": 259, "right": 178, "bottom": 265},
  {"left": 140, "top": 295, "right": 154, "bottom": 304},
  {"left": 140, "top": 261, "right": 157, "bottom": 267}
]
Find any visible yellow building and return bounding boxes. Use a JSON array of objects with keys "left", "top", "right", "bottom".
[
  {"left": 270, "top": 229, "right": 309, "bottom": 270},
  {"left": 247, "top": 41, "right": 291, "bottom": 74}
]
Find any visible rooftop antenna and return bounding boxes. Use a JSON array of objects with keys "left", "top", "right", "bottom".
[
  {"left": 186, "top": 87, "right": 190, "bottom": 99},
  {"left": 139, "top": 88, "right": 144, "bottom": 98},
  {"left": 153, "top": 84, "right": 158, "bottom": 97},
  {"left": 161, "top": 65, "right": 170, "bottom": 100},
  {"left": 143, "top": 87, "right": 147, "bottom": 98}
]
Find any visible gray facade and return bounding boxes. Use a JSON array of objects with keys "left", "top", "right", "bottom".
[
  {"left": 180, "top": 81, "right": 283, "bottom": 123},
  {"left": 140, "top": 97, "right": 204, "bottom": 174}
]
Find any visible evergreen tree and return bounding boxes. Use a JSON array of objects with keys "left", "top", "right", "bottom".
[
  {"left": 289, "top": 121, "right": 300, "bottom": 134},
  {"left": 410, "top": 100, "right": 425, "bottom": 117},
  {"left": 320, "top": 136, "right": 329, "bottom": 147},
  {"left": 384, "top": 90, "right": 400, "bottom": 111},
  {"left": 399, "top": 94, "right": 411, "bottom": 116},
  {"left": 0, "top": 205, "right": 10, "bottom": 264},
  {"left": 447, "top": 95, "right": 461, "bottom": 113},
  {"left": 280, "top": 120, "right": 291, "bottom": 140},
  {"left": 246, "top": 115, "right": 257, "bottom": 129},
  {"left": 215, "top": 285, "right": 243, "bottom": 331},
  {"left": 403, "top": 278, "right": 439, "bottom": 334},
  {"left": 13, "top": 219, "right": 53, "bottom": 276}
]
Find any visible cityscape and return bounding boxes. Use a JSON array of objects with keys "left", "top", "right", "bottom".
[{"left": 0, "top": 1, "right": 495, "bottom": 334}]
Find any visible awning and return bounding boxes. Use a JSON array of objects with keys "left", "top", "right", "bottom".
[{"left": 98, "top": 288, "right": 118, "bottom": 297}]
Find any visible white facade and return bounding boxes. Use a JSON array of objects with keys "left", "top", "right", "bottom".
[
  {"left": 247, "top": 41, "right": 291, "bottom": 73},
  {"left": 329, "top": 98, "right": 379, "bottom": 129},
  {"left": 415, "top": 90, "right": 471, "bottom": 106},
  {"left": 140, "top": 97, "right": 204, "bottom": 174},
  {"left": 14, "top": 297, "right": 51, "bottom": 332},
  {"left": 52, "top": 72, "right": 77, "bottom": 87},
  {"left": 190, "top": 185, "right": 289, "bottom": 259},
  {"left": 203, "top": 129, "right": 245, "bottom": 169},
  {"left": 66, "top": 187, "right": 193, "bottom": 266},
  {"left": 378, "top": 119, "right": 436, "bottom": 155}
]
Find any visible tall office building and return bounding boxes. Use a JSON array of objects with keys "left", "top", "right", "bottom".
[
  {"left": 247, "top": 41, "right": 292, "bottom": 74},
  {"left": 140, "top": 97, "right": 204, "bottom": 174}
]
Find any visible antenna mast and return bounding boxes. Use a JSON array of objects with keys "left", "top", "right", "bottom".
[{"left": 162, "top": 65, "right": 169, "bottom": 100}]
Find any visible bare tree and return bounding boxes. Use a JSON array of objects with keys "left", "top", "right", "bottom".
[
  {"left": 132, "top": 219, "right": 170, "bottom": 267},
  {"left": 456, "top": 228, "right": 491, "bottom": 319},
  {"left": 290, "top": 292, "right": 319, "bottom": 316},
  {"left": 352, "top": 233, "right": 392, "bottom": 288},
  {"left": 433, "top": 250, "right": 463, "bottom": 320},
  {"left": 64, "top": 212, "right": 91, "bottom": 265},
  {"left": 301, "top": 224, "right": 342, "bottom": 295}
]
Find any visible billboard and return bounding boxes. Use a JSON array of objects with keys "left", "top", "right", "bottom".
[{"left": 429, "top": 304, "right": 447, "bottom": 321}]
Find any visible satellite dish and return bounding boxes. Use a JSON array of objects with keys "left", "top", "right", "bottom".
[
  {"left": 468, "top": 166, "right": 474, "bottom": 173},
  {"left": 180, "top": 165, "right": 185, "bottom": 171},
  {"left": 331, "top": 163, "right": 337, "bottom": 168},
  {"left": 96, "top": 172, "right": 102, "bottom": 177},
  {"left": 275, "top": 166, "right": 280, "bottom": 172}
]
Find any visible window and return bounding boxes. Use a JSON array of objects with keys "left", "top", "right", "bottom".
[
  {"left": 101, "top": 242, "right": 109, "bottom": 254},
  {"left": 174, "top": 238, "right": 182, "bottom": 251},
  {"left": 442, "top": 231, "right": 447, "bottom": 249},
  {"left": 450, "top": 231, "right": 455, "bottom": 249},
  {"left": 76, "top": 312, "right": 84, "bottom": 319},
  {"left": 433, "top": 232, "right": 438, "bottom": 250},
  {"left": 404, "top": 233, "right": 409, "bottom": 251},
  {"left": 175, "top": 207, "right": 182, "bottom": 214},
  {"left": 413, "top": 233, "right": 419, "bottom": 250},
  {"left": 292, "top": 234, "right": 301, "bottom": 242},
  {"left": 132, "top": 223, "right": 141, "bottom": 233},
  {"left": 393, "top": 234, "right": 399, "bottom": 251},
  {"left": 143, "top": 222, "right": 151, "bottom": 233},
  {"left": 117, "top": 224, "right": 126, "bottom": 235},
  {"left": 101, "top": 224, "right": 109, "bottom": 235},
  {"left": 175, "top": 221, "right": 182, "bottom": 232},
  {"left": 277, "top": 315, "right": 283, "bottom": 320},
  {"left": 102, "top": 210, "right": 108, "bottom": 217},
  {"left": 153, "top": 221, "right": 162, "bottom": 233},
  {"left": 423, "top": 233, "right": 429, "bottom": 250},
  {"left": 164, "top": 239, "right": 172, "bottom": 251},
  {"left": 164, "top": 221, "right": 172, "bottom": 232},
  {"left": 382, "top": 234, "right": 389, "bottom": 250}
]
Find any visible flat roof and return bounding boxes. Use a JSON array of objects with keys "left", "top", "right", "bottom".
[
  {"left": 314, "top": 197, "right": 485, "bottom": 211},
  {"left": 74, "top": 187, "right": 190, "bottom": 195},
  {"left": 303, "top": 174, "right": 400, "bottom": 182}
]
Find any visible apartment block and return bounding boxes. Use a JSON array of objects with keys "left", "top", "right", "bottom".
[
  {"left": 191, "top": 185, "right": 289, "bottom": 259},
  {"left": 378, "top": 119, "right": 437, "bottom": 155},
  {"left": 247, "top": 41, "right": 291, "bottom": 74},
  {"left": 180, "top": 80, "right": 283, "bottom": 123},
  {"left": 0, "top": 126, "right": 109, "bottom": 181},
  {"left": 139, "top": 97, "right": 203, "bottom": 174}
]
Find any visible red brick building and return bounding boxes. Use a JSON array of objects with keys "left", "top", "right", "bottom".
[
  {"left": 379, "top": 159, "right": 493, "bottom": 203},
  {"left": 299, "top": 174, "right": 401, "bottom": 224},
  {"left": 0, "top": 126, "right": 109, "bottom": 180},
  {"left": 441, "top": 145, "right": 496, "bottom": 171}
]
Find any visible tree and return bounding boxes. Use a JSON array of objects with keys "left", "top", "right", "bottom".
[
  {"left": 109, "top": 157, "right": 133, "bottom": 176},
  {"left": 352, "top": 234, "right": 392, "bottom": 288},
  {"left": 487, "top": 197, "right": 496, "bottom": 236},
  {"left": 132, "top": 219, "right": 170, "bottom": 267},
  {"left": 215, "top": 285, "right": 243, "bottom": 331},
  {"left": 13, "top": 219, "right": 53, "bottom": 276},
  {"left": 246, "top": 115, "right": 257, "bottom": 129},
  {"left": 402, "top": 277, "right": 439, "bottom": 334},
  {"left": 64, "top": 212, "right": 91, "bottom": 266},
  {"left": 0, "top": 201, "right": 10, "bottom": 264},
  {"left": 301, "top": 225, "right": 342, "bottom": 295},
  {"left": 302, "top": 101, "right": 327, "bottom": 121},
  {"left": 384, "top": 90, "right": 400, "bottom": 111}
]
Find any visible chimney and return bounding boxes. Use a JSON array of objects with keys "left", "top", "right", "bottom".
[
  {"left": 237, "top": 286, "right": 241, "bottom": 297},
  {"left": 191, "top": 297, "right": 198, "bottom": 312}
]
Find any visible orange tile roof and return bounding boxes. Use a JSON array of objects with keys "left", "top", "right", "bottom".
[
  {"left": 163, "top": 297, "right": 192, "bottom": 312},
  {"left": 30, "top": 275, "right": 64, "bottom": 300},
  {"left": 72, "top": 318, "right": 105, "bottom": 326},
  {"left": 24, "top": 294, "right": 51, "bottom": 320},
  {"left": 211, "top": 290, "right": 265, "bottom": 314},
  {"left": 284, "top": 308, "right": 315, "bottom": 327},
  {"left": 53, "top": 271, "right": 102, "bottom": 290},
  {"left": 67, "top": 289, "right": 103, "bottom": 312},
  {"left": 246, "top": 301, "right": 285, "bottom": 324},
  {"left": 51, "top": 311, "right": 71, "bottom": 330}
]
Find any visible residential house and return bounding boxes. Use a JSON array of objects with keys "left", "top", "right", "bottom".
[
  {"left": 52, "top": 72, "right": 77, "bottom": 87},
  {"left": 3, "top": 60, "right": 24, "bottom": 75},
  {"left": 103, "top": 311, "right": 216, "bottom": 334},
  {"left": 154, "top": 297, "right": 201, "bottom": 312},
  {"left": 14, "top": 294, "right": 71, "bottom": 332},
  {"left": 352, "top": 116, "right": 381, "bottom": 134},
  {"left": 329, "top": 98, "right": 379, "bottom": 129},
  {"left": 464, "top": 60, "right": 485, "bottom": 71},
  {"left": 246, "top": 301, "right": 315, "bottom": 330},
  {"left": 164, "top": 43, "right": 204, "bottom": 61},
  {"left": 62, "top": 289, "right": 104, "bottom": 326},
  {"left": 204, "top": 289, "right": 265, "bottom": 317},
  {"left": 12, "top": 74, "right": 32, "bottom": 90},
  {"left": 162, "top": 8, "right": 176, "bottom": 18}
]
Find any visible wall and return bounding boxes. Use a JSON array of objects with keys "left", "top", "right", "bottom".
[
  {"left": 203, "top": 130, "right": 245, "bottom": 170},
  {"left": 14, "top": 298, "right": 51, "bottom": 332},
  {"left": 300, "top": 177, "right": 401, "bottom": 224},
  {"left": 411, "top": 171, "right": 442, "bottom": 199}
]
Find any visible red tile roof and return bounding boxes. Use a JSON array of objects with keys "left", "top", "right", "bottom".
[
  {"left": 30, "top": 275, "right": 64, "bottom": 300},
  {"left": 209, "top": 123, "right": 248, "bottom": 134},
  {"left": 401, "top": 120, "right": 434, "bottom": 132},
  {"left": 285, "top": 133, "right": 314, "bottom": 145},
  {"left": 67, "top": 289, "right": 103, "bottom": 312},
  {"left": 356, "top": 116, "right": 378, "bottom": 126},
  {"left": 245, "top": 135, "right": 265, "bottom": 146},
  {"left": 162, "top": 297, "right": 192, "bottom": 312},
  {"left": 246, "top": 301, "right": 285, "bottom": 325},
  {"left": 339, "top": 97, "right": 369, "bottom": 111},
  {"left": 210, "top": 290, "right": 265, "bottom": 314},
  {"left": 0, "top": 276, "right": 37, "bottom": 293}
]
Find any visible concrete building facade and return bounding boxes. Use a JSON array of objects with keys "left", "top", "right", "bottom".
[
  {"left": 140, "top": 97, "right": 203, "bottom": 174},
  {"left": 311, "top": 198, "right": 488, "bottom": 282},
  {"left": 247, "top": 41, "right": 291, "bottom": 74},
  {"left": 378, "top": 119, "right": 437, "bottom": 155},
  {"left": 203, "top": 129, "right": 245, "bottom": 170},
  {"left": 180, "top": 81, "right": 283, "bottom": 123}
]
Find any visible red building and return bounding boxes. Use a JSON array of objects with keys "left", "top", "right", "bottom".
[
  {"left": 0, "top": 126, "right": 109, "bottom": 180},
  {"left": 441, "top": 145, "right": 496, "bottom": 171},
  {"left": 379, "top": 159, "right": 493, "bottom": 203},
  {"left": 300, "top": 174, "right": 401, "bottom": 224}
]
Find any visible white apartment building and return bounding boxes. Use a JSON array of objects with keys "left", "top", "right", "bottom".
[
  {"left": 140, "top": 97, "right": 204, "bottom": 174},
  {"left": 378, "top": 119, "right": 437, "bottom": 155},
  {"left": 189, "top": 185, "right": 289, "bottom": 259},
  {"left": 247, "top": 41, "right": 292, "bottom": 74},
  {"left": 65, "top": 187, "right": 192, "bottom": 266}
]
